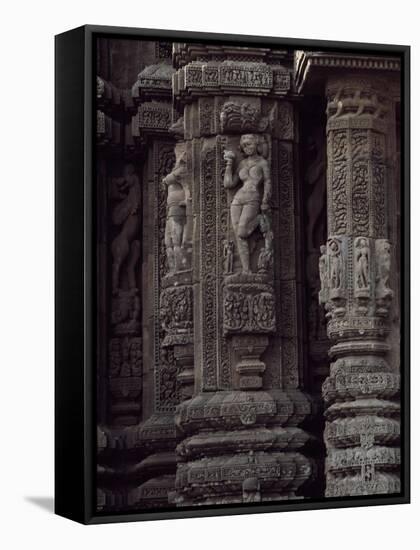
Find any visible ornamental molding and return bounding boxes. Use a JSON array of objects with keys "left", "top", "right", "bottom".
[
  {"left": 294, "top": 51, "right": 401, "bottom": 94},
  {"left": 173, "top": 43, "right": 288, "bottom": 68},
  {"left": 132, "top": 63, "right": 175, "bottom": 100},
  {"left": 173, "top": 61, "right": 291, "bottom": 101}
]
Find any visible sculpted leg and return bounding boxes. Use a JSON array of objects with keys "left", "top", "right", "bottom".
[
  {"left": 172, "top": 216, "right": 185, "bottom": 271},
  {"left": 127, "top": 240, "right": 141, "bottom": 289},
  {"left": 236, "top": 204, "right": 260, "bottom": 273},
  {"left": 111, "top": 235, "right": 130, "bottom": 292},
  {"left": 237, "top": 204, "right": 260, "bottom": 239},
  {"left": 165, "top": 220, "right": 175, "bottom": 273},
  {"left": 236, "top": 238, "right": 250, "bottom": 273},
  {"left": 230, "top": 204, "right": 241, "bottom": 237}
]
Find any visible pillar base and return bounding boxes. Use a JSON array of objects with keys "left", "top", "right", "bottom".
[{"left": 174, "top": 390, "right": 314, "bottom": 505}]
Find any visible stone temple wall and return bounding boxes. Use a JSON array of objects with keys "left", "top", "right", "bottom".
[{"left": 95, "top": 39, "right": 401, "bottom": 512}]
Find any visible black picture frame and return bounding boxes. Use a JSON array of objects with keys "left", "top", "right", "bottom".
[{"left": 55, "top": 24, "right": 410, "bottom": 525}]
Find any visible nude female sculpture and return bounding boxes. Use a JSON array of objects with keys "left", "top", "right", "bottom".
[
  {"left": 110, "top": 164, "right": 141, "bottom": 293},
  {"left": 328, "top": 239, "right": 342, "bottom": 290},
  {"left": 163, "top": 151, "right": 189, "bottom": 274},
  {"left": 355, "top": 237, "right": 370, "bottom": 290},
  {"left": 223, "top": 134, "right": 272, "bottom": 274}
]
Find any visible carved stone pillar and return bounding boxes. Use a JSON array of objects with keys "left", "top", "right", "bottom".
[
  {"left": 172, "top": 44, "right": 314, "bottom": 506},
  {"left": 126, "top": 60, "right": 182, "bottom": 509},
  {"left": 320, "top": 74, "right": 401, "bottom": 497},
  {"left": 97, "top": 52, "right": 184, "bottom": 512}
]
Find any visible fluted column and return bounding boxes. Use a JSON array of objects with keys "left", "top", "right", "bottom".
[{"left": 320, "top": 74, "right": 400, "bottom": 497}]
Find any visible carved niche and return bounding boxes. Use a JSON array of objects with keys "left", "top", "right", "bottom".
[
  {"left": 220, "top": 118, "right": 276, "bottom": 390},
  {"left": 159, "top": 138, "right": 194, "bottom": 401},
  {"left": 108, "top": 164, "right": 143, "bottom": 426}
]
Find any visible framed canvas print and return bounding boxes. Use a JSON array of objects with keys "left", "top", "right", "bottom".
[{"left": 55, "top": 25, "right": 410, "bottom": 524}]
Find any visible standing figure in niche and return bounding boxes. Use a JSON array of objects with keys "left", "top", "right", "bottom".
[
  {"left": 257, "top": 213, "right": 274, "bottom": 273},
  {"left": 223, "top": 240, "right": 234, "bottom": 274},
  {"left": 319, "top": 245, "right": 328, "bottom": 294},
  {"left": 355, "top": 237, "right": 370, "bottom": 290},
  {"left": 376, "top": 239, "right": 393, "bottom": 299},
  {"left": 163, "top": 152, "right": 188, "bottom": 274},
  {"left": 328, "top": 239, "right": 343, "bottom": 290},
  {"left": 223, "top": 134, "right": 271, "bottom": 274},
  {"left": 110, "top": 164, "right": 141, "bottom": 293}
]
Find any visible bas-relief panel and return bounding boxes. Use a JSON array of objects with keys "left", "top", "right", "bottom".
[{"left": 95, "top": 39, "right": 402, "bottom": 512}]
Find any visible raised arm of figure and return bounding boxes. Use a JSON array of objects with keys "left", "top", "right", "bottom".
[
  {"left": 261, "top": 158, "right": 272, "bottom": 210},
  {"left": 223, "top": 150, "right": 240, "bottom": 189}
]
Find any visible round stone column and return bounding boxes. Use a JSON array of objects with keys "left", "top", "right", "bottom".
[{"left": 320, "top": 74, "right": 400, "bottom": 497}]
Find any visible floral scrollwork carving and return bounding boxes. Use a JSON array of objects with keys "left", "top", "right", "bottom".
[
  {"left": 223, "top": 283, "right": 275, "bottom": 335},
  {"left": 160, "top": 285, "right": 193, "bottom": 346}
]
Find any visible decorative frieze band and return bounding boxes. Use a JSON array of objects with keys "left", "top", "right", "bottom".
[{"left": 173, "top": 61, "right": 291, "bottom": 100}]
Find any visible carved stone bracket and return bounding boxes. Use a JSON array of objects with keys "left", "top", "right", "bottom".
[
  {"left": 132, "top": 62, "right": 175, "bottom": 101},
  {"left": 132, "top": 101, "right": 173, "bottom": 143}
]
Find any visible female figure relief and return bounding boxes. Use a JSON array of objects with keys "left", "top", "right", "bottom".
[
  {"left": 328, "top": 239, "right": 343, "bottom": 290},
  {"left": 355, "top": 237, "right": 370, "bottom": 290},
  {"left": 163, "top": 151, "right": 189, "bottom": 274},
  {"left": 223, "top": 134, "right": 271, "bottom": 274},
  {"left": 110, "top": 164, "right": 141, "bottom": 293}
]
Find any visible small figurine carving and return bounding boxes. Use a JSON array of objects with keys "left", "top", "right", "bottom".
[
  {"left": 355, "top": 237, "right": 370, "bottom": 291},
  {"left": 111, "top": 288, "right": 140, "bottom": 329},
  {"left": 328, "top": 239, "right": 343, "bottom": 290},
  {"left": 223, "top": 240, "right": 234, "bottom": 274},
  {"left": 163, "top": 150, "right": 189, "bottom": 274},
  {"left": 375, "top": 239, "right": 393, "bottom": 300},
  {"left": 319, "top": 244, "right": 328, "bottom": 304},
  {"left": 257, "top": 213, "right": 273, "bottom": 273},
  {"left": 220, "top": 101, "right": 268, "bottom": 134},
  {"left": 328, "top": 86, "right": 387, "bottom": 120},
  {"left": 110, "top": 164, "right": 141, "bottom": 293},
  {"left": 168, "top": 116, "right": 184, "bottom": 139},
  {"left": 223, "top": 134, "right": 271, "bottom": 274}
]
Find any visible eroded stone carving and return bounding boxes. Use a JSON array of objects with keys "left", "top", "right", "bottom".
[
  {"left": 223, "top": 134, "right": 271, "bottom": 274},
  {"left": 109, "top": 165, "right": 142, "bottom": 338},
  {"left": 220, "top": 101, "right": 269, "bottom": 134},
  {"left": 110, "top": 164, "right": 141, "bottom": 293},
  {"left": 223, "top": 239, "right": 234, "bottom": 275},
  {"left": 163, "top": 145, "right": 191, "bottom": 274},
  {"left": 318, "top": 245, "right": 328, "bottom": 304},
  {"left": 160, "top": 284, "right": 193, "bottom": 346},
  {"left": 355, "top": 237, "right": 370, "bottom": 294},
  {"left": 327, "top": 84, "right": 388, "bottom": 121},
  {"left": 107, "top": 164, "right": 143, "bottom": 428},
  {"left": 257, "top": 213, "right": 274, "bottom": 274},
  {"left": 223, "top": 284, "right": 276, "bottom": 335},
  {"left": 327, "top": 238, "right": 344, "bottom": 295},
  {"left": 375, "top": 239, "right": 394, "bottom": 313}
]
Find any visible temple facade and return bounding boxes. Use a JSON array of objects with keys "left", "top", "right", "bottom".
[{"left": 95, "top": 38, "right": 401, "bottom": 511}]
